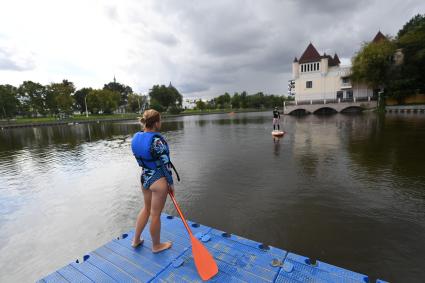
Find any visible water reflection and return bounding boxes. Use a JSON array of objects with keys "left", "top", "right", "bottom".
[
  {"left": 0, "top": 112, "right": 424, "bottom": 282},
  {"left": 273, "top": 137, "right": 281, "bottom": 156}
]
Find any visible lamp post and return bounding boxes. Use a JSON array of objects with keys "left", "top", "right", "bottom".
[{"left": 84, "top": 94, "right": 89, "bottom": 118}]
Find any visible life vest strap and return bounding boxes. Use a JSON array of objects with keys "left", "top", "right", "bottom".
[{"left": 170, "top": 162, "right": 181, "bottom": 182}]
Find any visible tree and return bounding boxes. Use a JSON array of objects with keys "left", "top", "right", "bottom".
[
  {"left": 149, "top": 99, "right": 165, "bottom": 112},
  {"left": 195, "top": 99, "right": 206, "bottom": 110},
  {"left": 46, "top": 80, "right": 75, "bottom": 115},
  {"left": 395, "top": 14, "right": 425, "bottom": 94},
  {"left": 231, "top": 92, "right": 240, "bottom": 109},
  {"left": 0, "top": 84, "right": 19, "bottom": 119},
  {"left": 148, "top": 84, "right": 183, "bottom": 112},
  {"left": 351, "top": 38, "right": 397, "bottom": 90},
  {"left": 87, "top": 89, "right": 120, "bottom": 114},
  {"left": 127, "top": 93, "right": 148, "bottom": 113},
  {"left": 73, "top": 88, "right": 92, "bottom": 114},
  {"left": 240, "top": 91, "right": 248, "bottom": 108},
  {"left": 214, "top": 92, "right": 231, "bottom": 109},
  {"left": 17, "top": 81, "right": 46, "bottom": 116},
  {"left": 104, "top": 79, "right": 133, "bottom": 106}
]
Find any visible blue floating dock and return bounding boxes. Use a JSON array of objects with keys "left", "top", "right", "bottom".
[{"left": 38, "top": 214, "right": 388, "bottom": 282}]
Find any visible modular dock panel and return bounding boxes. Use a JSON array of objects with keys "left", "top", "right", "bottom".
[{"left": 38, "top": 214, "right": 387, "bottom": 282}]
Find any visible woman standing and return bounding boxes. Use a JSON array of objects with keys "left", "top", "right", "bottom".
[{"left": 131, "top": 109, "right": 174, "bottom": 253}]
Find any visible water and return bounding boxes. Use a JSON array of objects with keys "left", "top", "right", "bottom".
[{"left": 1, "top": 112, "right": 424, "bottom": 282}]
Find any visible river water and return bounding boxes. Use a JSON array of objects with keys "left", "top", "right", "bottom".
[{"left": 0, "top": 112, "right": 424, "bottom": 282}]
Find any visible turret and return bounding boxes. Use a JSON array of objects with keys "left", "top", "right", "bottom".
[
  {"left": 321, "top": 53, "right": 329, "bottom": 74},
  {"left": 292, "top": 57, "right": 299, "bottom": 79}
]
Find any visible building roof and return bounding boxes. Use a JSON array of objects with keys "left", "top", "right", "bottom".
[
  {"left": 372, "top": 31, "right": 387, "bottom": 43},
  {"left": 293, "top": 57, "right": 298, "bottom": 63},
  {"left": 299, "top": 43, "right": 322, "bottom": 63},
  {"left": 332, "top": 53, "right": 340, "bottom": 65},
  {"left": 320, "top": 53, "right": 340, "bottom": 67},
  {"left": 298, "top": 43, "right": 341, "bottom": 66}
]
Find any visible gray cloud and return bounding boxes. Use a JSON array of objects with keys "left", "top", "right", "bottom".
[
  {"left": 152, "top": 31, "right": 179, "bottom": 46},
  {"left": 178, "top": 82, "right": 210, "bottom": 93},
  {"left": 0, "top": 48, "right": 34, "bottom": 71},
  {"left": 144, "top": 0, "right": 424, "bottom": 99}
]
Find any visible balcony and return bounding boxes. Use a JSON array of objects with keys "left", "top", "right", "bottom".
[{"left": 341, "top": 82, "right": 352, "bottom": 89}]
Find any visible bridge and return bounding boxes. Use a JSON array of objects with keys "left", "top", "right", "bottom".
[{"left": 283, "top": 97, "right": 377, "bottom": 115}]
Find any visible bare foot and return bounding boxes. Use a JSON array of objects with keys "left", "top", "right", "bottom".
[
  {"left": 152, "top": 241, "right": 172, "bottom": 253},
  {"left": 131, "top": 237, "right": 144, "bottom": 248}
]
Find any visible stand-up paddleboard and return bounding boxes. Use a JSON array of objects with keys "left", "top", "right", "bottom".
[{"left": 272, "top": 130, "right": 285, "bottom": 137}]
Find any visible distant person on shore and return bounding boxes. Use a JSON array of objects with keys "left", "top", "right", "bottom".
[
  {"left": 130, "top": 109, "right": 175, "bottom": 253},
  {"left": 273, "top": 107, "right": 281, "bottom": 131}
]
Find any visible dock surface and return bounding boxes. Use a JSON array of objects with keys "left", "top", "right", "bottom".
[{"left": 38, "top": 214, "right": 387, "bottom": 282}]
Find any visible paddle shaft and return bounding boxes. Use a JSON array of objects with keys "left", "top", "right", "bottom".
[{"left": 168, "top": 191, "right": 193, "bottom": 237}]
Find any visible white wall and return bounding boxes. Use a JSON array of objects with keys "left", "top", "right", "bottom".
[{"left": 293, "top": 64, "right": 373, "bottom": 101}]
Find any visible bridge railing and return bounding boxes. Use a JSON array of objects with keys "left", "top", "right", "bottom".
[{"left": 285, "top": 96, "right": 375, "bottom": 107}]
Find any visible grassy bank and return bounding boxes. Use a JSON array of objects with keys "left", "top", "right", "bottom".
[{"left": 1, "top": 113, "right": 139, "bottom": 124}]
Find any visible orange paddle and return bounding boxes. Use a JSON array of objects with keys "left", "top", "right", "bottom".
[{"left": 168, "top": 190, "right": 218, "bottom": 280}]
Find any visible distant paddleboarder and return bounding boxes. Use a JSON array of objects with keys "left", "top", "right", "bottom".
[{"left": 273, "top": 107, "right": 281, "bottom": 131}]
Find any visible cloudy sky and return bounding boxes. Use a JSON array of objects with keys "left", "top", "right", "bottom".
[{"left": 0, "top": 0, "right": 424, "bottom": 99}]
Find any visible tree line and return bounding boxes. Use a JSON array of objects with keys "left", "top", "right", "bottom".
[
  {"left": 194, "top": 91, "right": 292, "bottom": 110},
  {"left": 0, "top": 79, "right": 148, "bottom": 119},
  {"left": 351, "top": 14, "right": 425, "bottom": 103}
]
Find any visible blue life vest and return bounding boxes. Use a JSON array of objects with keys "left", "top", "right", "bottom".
[
  {"left": 131, "top": 131, "right": 169, "bottom": 170},
  {"left": 131, "top": 131, "right": 180, "bottom": 181}
]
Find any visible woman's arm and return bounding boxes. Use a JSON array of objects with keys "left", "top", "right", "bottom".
[{"left": 151, "top": 137, "right": 174, "bottom": 185}]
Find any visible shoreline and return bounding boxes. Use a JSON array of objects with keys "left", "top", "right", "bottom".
[{"left": 0, "top": 109, "right": 267, "bottom": 129}]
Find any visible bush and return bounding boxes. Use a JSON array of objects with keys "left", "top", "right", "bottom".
[{"left": 168, "top": 106, "right": 182, "bottom": 114}]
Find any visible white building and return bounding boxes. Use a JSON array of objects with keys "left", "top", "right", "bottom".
[{"left": 291, "top": 32, "right": 385, "bottom": 102}]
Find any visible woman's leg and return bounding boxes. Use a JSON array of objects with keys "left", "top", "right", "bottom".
[
  {"left": 149, "top": 177, "right": 172, "bottom": 253},
  {"left": 132, "top": 187, "right": 152, "bottom": 247}
]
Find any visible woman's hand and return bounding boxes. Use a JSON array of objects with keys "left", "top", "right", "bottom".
[{"left": 168, "top": 184, "right": 175, "bottom": 195}]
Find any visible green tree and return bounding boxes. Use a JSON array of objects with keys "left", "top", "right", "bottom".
[
  {"left": 87, "top": 89, "right": 120, "bottom": 114},
  {"left": 127, "top": 93, "right": 148, "bottom": 113},
  {"left": 396, "top": 14, "right": 425, "bottom": 94},
  {"left": 46, "top": 80, "right": 75, "bottom": 115},
  {"left": 104, "top": 79, "right": 133, "bottom": 106},
  {"left": 240, "top": 91, "right": 248, "bottom": 108},
  {"left": 231, "top": 92, "right": 240, "bottom": 109},
  {"left": 149, "top": 84, "right": 183, "bottom": 112},
  {"left": 17, "top": 81, "right": 46, "bottom": 116},
  {"left": 214, "top": 92, "right": 231, "bottom": 109},
  {"left": 149, "top": 98, "right": 165, "bottom": 112},
  {"left": 0, "top": 84, "right": 19, "bottom": 119},
  {"left": 73, "top": 88, "right": 92, "bottom": 114},
  {"left": 195, "top": 99, "right": 206, "bottom": 110},
  {"left": 351, "top": 38, "right": 397, "bottom": 90}
]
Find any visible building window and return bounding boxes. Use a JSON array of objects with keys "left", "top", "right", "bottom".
[
  {"left": 301, "top": 65, "right": 304, "bottom": 72},
  {"left": 347, "top": 90, "right": 353, "bottom": 99},
  {"left": 342, "top": 77, "right": 350, "bottom": 84},
  {"left": 337, "top": 91, "right": 343, "bottom": 99},
  {"left": 306, "top": 81, "right": 313, "bottom": 88}
]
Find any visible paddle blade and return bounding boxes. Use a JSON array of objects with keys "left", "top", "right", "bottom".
[{"left": 190, "top": 235, "right": 218, "bottom": 281}]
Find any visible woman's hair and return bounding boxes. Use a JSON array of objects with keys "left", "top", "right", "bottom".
[{"left": 140, "top": 109, "right": 161, "bottom": 129}]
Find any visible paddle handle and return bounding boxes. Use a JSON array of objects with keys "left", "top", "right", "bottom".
[{"left": 168, "top": 191, "right": 193, "bottom": 237}]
